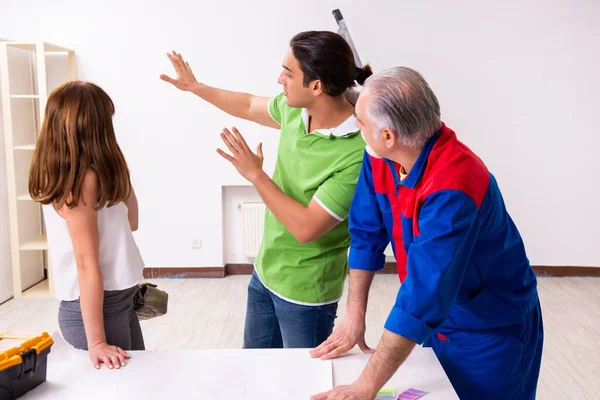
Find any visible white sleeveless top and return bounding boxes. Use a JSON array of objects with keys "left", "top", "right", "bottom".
[{"left": 42, "top": 202, "right": 144, "bottom": 301}]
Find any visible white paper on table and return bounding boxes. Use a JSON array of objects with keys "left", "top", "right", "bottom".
[{"left": 23, "top": 334, "right": 333, "bottom": 400}]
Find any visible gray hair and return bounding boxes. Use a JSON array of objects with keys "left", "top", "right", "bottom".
[{"left": 363, "top": 67, "right": 441, "bottom": 149}]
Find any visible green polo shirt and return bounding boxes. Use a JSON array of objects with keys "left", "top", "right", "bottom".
[{"left": 254, "top": 92, "right": 365, "bottom": 305}]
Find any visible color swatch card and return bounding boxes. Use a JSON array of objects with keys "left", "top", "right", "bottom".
[
  {"left": 375, "top": 387, "right": 396, "bottom": 399},
  {"left": 398, "top": 388, "right": 429, "bottom": 399}
]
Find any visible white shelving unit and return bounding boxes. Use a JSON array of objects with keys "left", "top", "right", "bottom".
[{"left": 0, "top": 41, "right": 76, "bottom": 299}]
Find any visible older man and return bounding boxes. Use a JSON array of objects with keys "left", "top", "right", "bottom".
[{"left": 311, "top": 67, "right": 543, "bottom": 400}]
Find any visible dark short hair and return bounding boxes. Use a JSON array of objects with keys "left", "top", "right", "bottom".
[{"left": 290, "top": 31, "right": 373, "bottom": 97}]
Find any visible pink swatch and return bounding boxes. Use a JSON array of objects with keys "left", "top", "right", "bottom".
[{"left": 397, "top": 388, "right": 428, "bottom": 399}]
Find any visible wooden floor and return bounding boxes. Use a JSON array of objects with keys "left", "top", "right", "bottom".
[{"left": 1, "top": 275, "right": 598, "bottom": 399}]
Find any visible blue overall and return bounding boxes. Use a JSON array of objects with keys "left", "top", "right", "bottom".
[{"left": 348, "top": 125, "right": 544, "bottom": 399}]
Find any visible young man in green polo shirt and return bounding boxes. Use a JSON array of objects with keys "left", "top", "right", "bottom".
[{"left": 161, "top": 31, "right": 372, "bottom": 348}]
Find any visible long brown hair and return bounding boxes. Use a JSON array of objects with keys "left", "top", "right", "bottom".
[{"left": 29, "top": 81, "right": 131, "bottom": 210}]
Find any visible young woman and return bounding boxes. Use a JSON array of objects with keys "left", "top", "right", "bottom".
[{"left": 29, "top": 81, "right": 145, "bottom": 369}]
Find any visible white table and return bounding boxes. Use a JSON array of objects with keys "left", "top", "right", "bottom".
[
  {"left": 22, "top": 334, "right": 458, "bottom": 399},
  {"left": 333, "top": 349, "right": 458, "bottom": 399}
]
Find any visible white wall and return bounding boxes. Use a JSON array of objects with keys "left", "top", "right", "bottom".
[{"left": 0, "top": 0, "right": 598, "bottom": 268}]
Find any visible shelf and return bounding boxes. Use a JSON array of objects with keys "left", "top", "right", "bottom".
[
  {"left": 14, "top": 144, "right": 35, "bottom": 150},
  {"left": 44, "top": 42, "right": 73, "bottom": 53},
  {"left": 11, "top": 94, "right": 39, "bottom": 99},
  {"left": 6, "top": 42, "right": 73, "bottom": 53},
  {"left": 2, "top": 39, "right": 72, "bottom": 304},
  {"left": 20, "top": 234, "right": 48, "bottom": 251},
  {"left": 21, "top": 279, "right": 52, "bottom": 300},
  {"left": 5, "top": 42, "right": 36, "bottom": 51}
]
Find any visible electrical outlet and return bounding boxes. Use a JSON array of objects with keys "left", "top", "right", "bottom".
[{"left": 191, "top": 239, "right": 202, "bottom": 249}]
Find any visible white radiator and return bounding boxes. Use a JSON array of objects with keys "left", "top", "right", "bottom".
[
  {"left": 240, "top": 201, "right": 395, "bottom": 259},
  {"left": 241, "top": 202, "right": 266, "bottom": 258}
]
